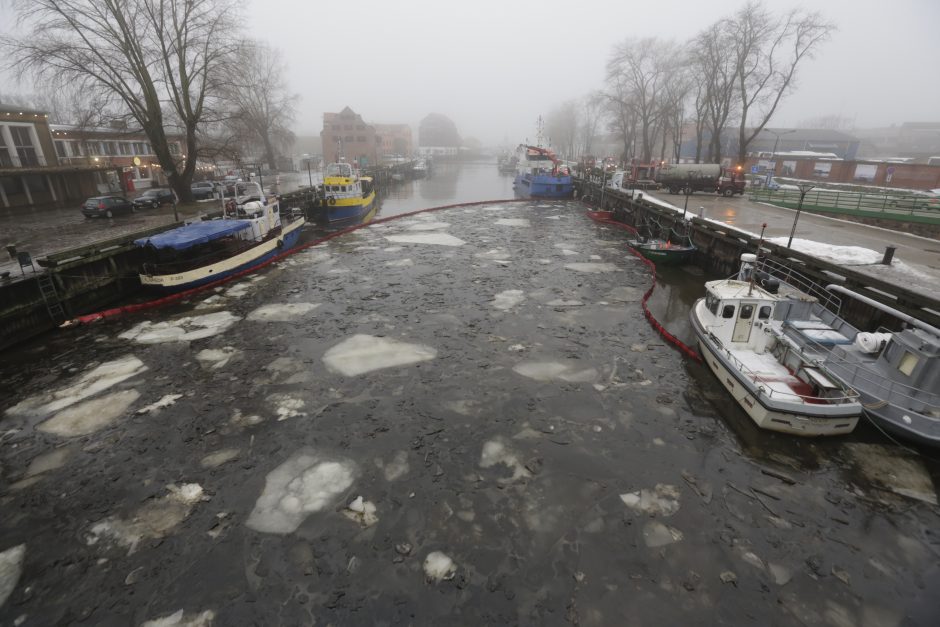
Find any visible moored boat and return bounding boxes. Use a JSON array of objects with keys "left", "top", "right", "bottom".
[
  {"left": 629, "top": 238, "right": 696, "bottom": 265},
  {"left": 512, "top": 118, "right": 573, "bottom": 199},
  {"left": 753, "top": 256, "right": 940, "bottom": 447},
  {"left": 135, "top": 182, "right": 304, "bottom": 292},
  {"left": 312, "top": 161, "right": 377, "bottom": 229},
  {"left": 689, "top": 257, "right": 862, "bottom": 436}
]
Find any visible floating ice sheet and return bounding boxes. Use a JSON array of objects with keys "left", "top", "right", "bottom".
[
  {"left": 247, "top": 303, "right": 319, "bottom": 322},
  {"left": 137, "top": 394, "right": 182, "bottom": 415},
  {"left": 6, "top": 355, "right": 146, "bottom": 418},
  {"left": 200, "top": 448, "right": 240, "bottom": 469},
  {"left": 642, "top": 521, "right": 683, "bottom": 547},
  {"left": 141, "top": 609, "right": 216, "bottom": 627},
  {"left": 322, "top": 334, "right": 437, "bottom": 376},
  {"left": 25, "top": 446, "right": 74, "bottom": 477},
  {"left": 546, "top": 299, "right": 584, "bottom": 307},
  {"left": 423, "top": 551, "right": 457, "bottom": 581},
  {"left": 492, "top": 290, "right": 525, "bottom": 311},
  {"left": 376, "top": 451, "right": 410, "bottom": 481},
  {"left": 0, "top": 544, "right": 25, "bottom": 609},
  {"left": 384, "top": 233, "right": 466, "bottom": 247},
  {"left": 195, "top": 347, "right": 241, "bottom": 370},
  {"left": 38, "top": 389, "right": 140, "bottom": 437},
  {"left": 495, "top": 218, "right": 530, "bottom": 227},
  {"left": 120, "top": 312, "right": 240, "bottom": 343},
  {"left": 246, "top": 450, "right": 358, "bottom": 534},
  {"left": 620, "top": 484, "right": 681, "bottom": 516},
  {"left": 406, "top": 222, "right": 451, "bottom": 231},
  {"left": 480, "top": 438, "right": 531, "bottom": 481},
  {"left": 565, "top": 263, "right": 621, "bottom": 273},
  {"left": 266, "top": 393, "right": 307, "bottom": 421},
  {"left": 384, "top": 258, "right": 414, "bottom": 267},
  {"left": 512, "top": 360, "right": 598, "bottom": 383}
]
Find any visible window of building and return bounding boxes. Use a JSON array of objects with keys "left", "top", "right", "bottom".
[
  {"left": 1, "top": 176, "right": 25, "bottom": 195},
  {"left": 344, "top": 135, "right": 353, "bottom": 142},
  {"left": 356, "top": 125, "right": 364, "bottom": 130},
  {"left": 55, "top": 140, "right": 68, "bottom": 158},
  {"left": 0, "top": 131, "right": 11, "bottom": 167},
  {"left": 356, "top": 136, "right": 365, "bottom": 143},
  {"left": 9, "top": 126, "right": 39, "bottom": 166},
  {"left": 344, "top": 125, "right": 352, "bottom": 131},
  {"left": 168, "top": 143, "right": 180, "bottom": 155},
  {"left": 120, "top": 143, "right": 132, "bottom": 155},
  {"left": 24, "top": 174, "right": 48, "bottom": 193},
  {"left": 71, "top": 141, "right": 84, "bottom": 156}
]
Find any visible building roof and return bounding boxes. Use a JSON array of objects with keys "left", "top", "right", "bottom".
[
  {"left": 756, "top": 127, "right": 859, "bottom": 143},
  {"left": 0, "top": 103, "right": 48, "bottom": 116}
]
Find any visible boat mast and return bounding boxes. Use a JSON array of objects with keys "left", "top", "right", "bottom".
[{"left": 749, "top": 222, "right": 768, "bottom": 296}]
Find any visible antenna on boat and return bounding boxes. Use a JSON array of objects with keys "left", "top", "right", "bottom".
[
  {"left": 536, "top": 116, "right": 544, "bottom": 148},
  {"left": 749, "top": 222, "right": 768, "bottom": 296}
]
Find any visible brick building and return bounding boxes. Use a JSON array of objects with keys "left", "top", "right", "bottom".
[
  {"left": 374, "top": 124, "right": 413, "bottom": 160},
  {"left": 321, "top": 107, "right": 378, "bottom": 167}
]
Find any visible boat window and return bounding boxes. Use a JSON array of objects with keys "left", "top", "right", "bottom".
[
  {"left": 758, "top": 305, "right": 771, "bottom": 319},
  {"left": 705, "top": 292, "right": 719, "bottom": 315},
  {"left": 739, "top": 304, "right": 754, "bottom": 320},
  {"left": 722, "top": 304, "right": 735, "bottom": 319},
  {"left": 898, "top": 351, "right": 919, "bottom": 376}
]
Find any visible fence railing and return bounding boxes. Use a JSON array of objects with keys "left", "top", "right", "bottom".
[{"left": 749, "top": 188, "right": 940, "bottom": 222}]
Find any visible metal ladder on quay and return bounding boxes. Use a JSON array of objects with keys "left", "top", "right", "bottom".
[{"left": 37, "top": 272, "right": 67, "bottom": 324}]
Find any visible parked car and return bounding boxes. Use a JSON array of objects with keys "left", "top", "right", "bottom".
[
  {"left": 81, "top": 196, "right": 134, "bottom": 218},
  {"left": 191, "top": 181, "right": 218, "bottom": 200},
  {"left": 132, "top": 188, "right": 175, "bottom": 209}
]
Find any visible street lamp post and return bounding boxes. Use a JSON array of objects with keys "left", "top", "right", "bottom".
[
  {"left": 786, "top": 182, "right": 815, "bottom": 248},
  {"left": 682, "top": 174, "right": 692, "bottom": 218}
]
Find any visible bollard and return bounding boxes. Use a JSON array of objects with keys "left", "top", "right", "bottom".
[
  {"left": 881, "top": 246, "right": 896, "bottom": 265},
  {"left": 699, "top": 206, "right": 705, "bottom": 219}
]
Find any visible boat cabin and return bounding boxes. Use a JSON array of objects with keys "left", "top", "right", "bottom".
[
  {"left": 323, "top": 162, "right": 374, "bottom": 202},
  {"left": 701, "top": 281, "right": 778, "bottom": 347}
]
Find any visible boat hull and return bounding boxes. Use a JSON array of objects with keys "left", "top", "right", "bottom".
[
  {"left": 139, "top": 218, "right": 305, "bottom": 292},
  {"left": 633, "top": 244, "right": 696, "bottom": 266},
  {"left": 513, "top": 173, "right": 574, "bottom": 198},
  {"left": 316, "top": 192, "right": 377, "bottom": 229}
]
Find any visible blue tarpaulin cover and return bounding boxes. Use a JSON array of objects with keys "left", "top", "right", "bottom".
[{"left": 135, "top": 220, "right": 251, "bottom": 251}]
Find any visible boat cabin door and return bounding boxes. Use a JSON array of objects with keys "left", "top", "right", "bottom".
[{"left": 731, "top": 302, "right": 758, "bottom": 343}]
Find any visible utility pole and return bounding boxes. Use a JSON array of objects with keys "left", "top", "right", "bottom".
[{"left": 787, "top": 183, "right": 816, "bottom": 248}]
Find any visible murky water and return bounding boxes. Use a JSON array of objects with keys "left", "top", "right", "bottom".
[{"left": 1, "top": 166, "right": 938, "bottom": 625}]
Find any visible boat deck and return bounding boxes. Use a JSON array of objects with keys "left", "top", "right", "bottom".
[{"left": 728, "top": 348, "right": 836, "bottom": 404}]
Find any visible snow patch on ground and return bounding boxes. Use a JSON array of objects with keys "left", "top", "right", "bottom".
[
  {"left": 512, "top": 361, "right": 598, "bottom": 383},
  {"left": 423, "top": 551, "right": 457, "bottom": 582},
  {"left": 141, "top": 609, "right": 216, "bottom": 627},
  {"left": 120, "top": 312, "right": 240, "bottom": 344},
  {"left": 87, "top": 484, "right": 204, "bottom": 554},
  {"left": 480, "top": 438, "right": 531, "bottom": 481},
  {"left": 565, "top": 262, "right": 621, "bottom": 273},
  {"left": 0, "top": 544, "right": 26, "bottom": 609},
  {"left": 247, "top": 303, "right": 319, "bottom": 322},
  {"left": 246, "top": 450, "right": 358, "bottom": 534},
  {"left": 384, "top": 233, "right": 466, "bottom": 247},
  {"left": 5, "top": 355, "right": 147, "bottom": 418},
  {"left": 38, "top": 390, "right": 140, "bottom": 437},
  {"left": 137, "top": 394, "right": 182, "bottom": 415},
  {"left": 492, "top": 289, "right": 525, "bottom": 311},
  {"left": 322, "top": 334, "right": 437, "bottom": 376},
  {"left": 620, "top": 484, "right": 681, "bottom": 516},
  {"left": 195, "top": 347, "right": 241, "bottom": 370}
]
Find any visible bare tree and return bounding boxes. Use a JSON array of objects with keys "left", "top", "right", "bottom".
[
  {"left": 601, "top": 72, "right": 637, "bottom": 163},
  {"left": 545, "top": 100, "right": 578, "bottom": 160},
  {"left": 577, "top": 92, "right": 605, "bottom": 158},
  {"left": 3, "top": 0, "right": 240, "bottom": 201},
  {"left": 731, "top": 1, "right": 835, "bottom": 164},
  {"left": 222, "top": 41, "right": 298, "bottom": 171},
  {"left": 692, "top": 23, "right": 739, "bottom": 163},
  {"left": 606, "top": 38, "right": 676, "bottom": 163}
]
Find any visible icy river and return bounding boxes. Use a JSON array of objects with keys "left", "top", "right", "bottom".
[{"left": 1, "top": 163, "right": 938, "bottom": 626}]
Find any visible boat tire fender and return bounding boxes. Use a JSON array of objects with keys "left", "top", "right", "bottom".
[
  {"left": 328, "top": 196, "right": 336, "bottom": 206},
  {"left": 276, "top": 239, "right": 284, "bottom": 249}
]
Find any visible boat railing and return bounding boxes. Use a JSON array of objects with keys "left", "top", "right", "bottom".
[
  {"left": 706, "top": 330, "right": 860, "bottom": 405},
  {"left": 779, "top": 328, "right": 936, "bottom": 409},
  {"left": 754, "top": 257, "right": 842, "bottom": 312}
]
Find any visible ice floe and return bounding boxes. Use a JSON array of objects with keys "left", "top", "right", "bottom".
[
  {"left": 376, "top": 451, "right": 410, "bottom": 481},
  {"left": 384, "top": 233, "right": 466, "bottom": 247},
  {"left": 87, "top": 484, "right": 204, "bottom": 553},
  {"left": 495, "top": 218, "right": 530, "bottom": 227},
  {"left": 141, "top": 609, "right": 216, "bottom": 627},
  {"left": 343, "top": 496, "right": 379, "bottom": 527},
  {"left": 492, "top": 289, "right": 525, "bottom": 311},
  {"left": 512, "top": 360, "right": 598, "bottom": 383},
  {"left": 843, "top": 443, "right": 938, "bottom": 505},
  {"left": 25, "top": 446, "right": 74, "bottom": 477},
  {"left": 200, "top": 448, "right": 240, "bottom": 469},
  {"left": 230, "top": 409, "right": 264, "bottom": 428},
  {"left": 546, "top": 299, "right": 584, "bottom": 307},
  {"left": 137, "top": 394, "right": 182, "bottom": 415},
  {"left": 383, "top": 246, "right": 403, "bottom": 252},
  {"left": 322, "top": 334, "right": 437, "bottom": 376},
  {"left": 607, "top": 286, "right": 643, "bottom": 302},
  {"left": 0, "top": 544, "right": 25, "bottom": 608},
  {"left": 620, "top": 484, "right": 681, "bottom": 516},
  {"left": 565, "top": 262, "right": 621, "bottom": 273},
  {"left": 266, "top": 393, "right": 306, "bottom": 421},
  {"left": 384, "top": 258, "right": 414, "bottom": 267},
  {"left": 480, "top": 438, "right": 531, "bottom": 481},
  {"left": 195, "top": 347, "right": 241, "bottom": 370},
  {"left": 247, "top": 303, "right": 319, "bottom": 322},
  {"left": 38, "top": 389, "right": 140, "bottom": 437},
  {"left": 246, "top": 450, "right": 358, "bottom": 534},
  {"left": 560, "top": 249, "right": 579, "bottom": 256},
  {"left": 642, "top": 521, "right": 683, "bottom": 547},
  {"left": 406, "top": 222, "right": 451, "bottom": 231},
  {"left": 423, "top": 551, "right": 457, "bottom": 582},
  {"left": 6, "top": 355, "right": 146, "bottom": 418},
  {"left": 120, "top": 312, "right": 240, "bottom": 344}
]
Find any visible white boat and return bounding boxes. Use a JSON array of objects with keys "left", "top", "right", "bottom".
[
  {"left": 135, "top": 182, "right": 304, "bottom": 292},
  {"left": 689, "top": 254, "right": 862, "bottom": 436}
]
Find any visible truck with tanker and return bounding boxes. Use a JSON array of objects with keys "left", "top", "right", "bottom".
[{"left": 656, "top": 163, "right": 746, "bottom": 197}]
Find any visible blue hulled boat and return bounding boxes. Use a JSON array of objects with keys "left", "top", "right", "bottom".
[{"left": 512, "top": 119, "right": 573, "bottom": 199}]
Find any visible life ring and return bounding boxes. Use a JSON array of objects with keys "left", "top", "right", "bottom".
[{"left": 328, "top": 196, "right": 336, "bottom": 206}]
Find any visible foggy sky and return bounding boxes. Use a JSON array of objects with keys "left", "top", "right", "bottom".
[{"left": 2, "top": 0, "right": 939, "bottom": 146}]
